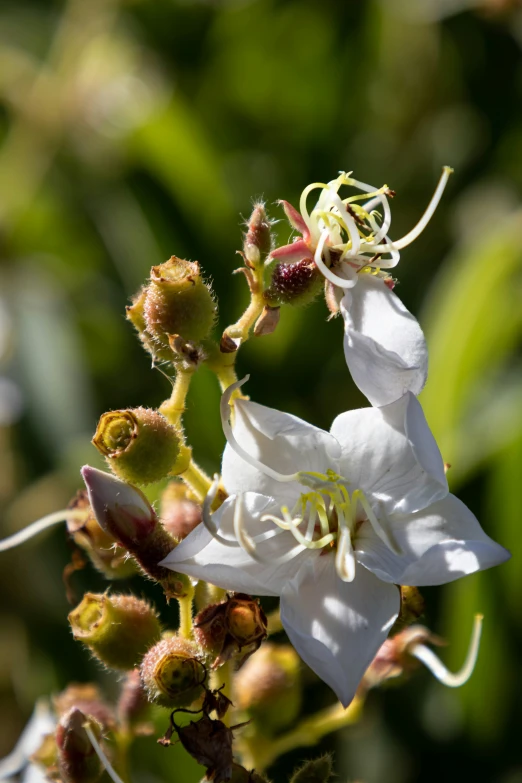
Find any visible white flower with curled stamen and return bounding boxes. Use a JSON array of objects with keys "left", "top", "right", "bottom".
[
  {"left": 161, "top": 379, "right": 510, "bottom": 707},
  {"left": 272, "top": 167, "right": 453, "bottom": 406}
]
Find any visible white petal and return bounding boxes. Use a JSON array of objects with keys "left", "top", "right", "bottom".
[
  {"left": 280, "top": 556, "right": 399, "bottom": 707},
  {"left": 341, "top": 276, "right": 428, "bottom": 407},
  {"left": 222, "top": 399, "right": 341, "bottom": 504},
  {"left": 0, "top": 700, "right": 55, "bottom": 780},
  {"left": 160, "top": 493, "right": 316, "bottom": 597},
  {"left": 331, "top": 393, "right": 447, "bottom": 515},
  {"left": 355, "top": 494, "right": 511, "bottom": 586}
]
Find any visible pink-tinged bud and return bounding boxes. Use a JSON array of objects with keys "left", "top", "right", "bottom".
[
  {"left": 92, "top": 408, "right": 181, "bottom": 486},
  {"left": 264, "top": 258, "right": 323, "bottom": 307},
  {"left": 234, "top": 643, "right": 301, "bottom": 735},
  {"left": 55, "top": 709, "right": 104, "bottom": 783},
  {"left": 117, "top": 669, "right": 151, "bottom": 731},
  {"left": 243, "top": 203, "right": 272, "bottom": 266},
  {"left": 194, "top": 593, "right": 267, "bottom": 669},
  {"left": 66, "top": 492, "right": 137, "bottom": 581},
  {"left": 53, "top": 685, "right": 115, "bottom": 731},
  {"left": 81, "top": 466, "right": 191, "bottom": 598},
  {"left": 159, "top": 481, "right": 202, "bottom": 541},
  {"left": 140, "top": 636, "right": 206, "bottom": 708},
  {"left": 68, "top": 593, "right": 162, "bottom": 671}
]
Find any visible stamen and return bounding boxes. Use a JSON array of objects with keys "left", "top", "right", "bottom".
[
  {"left": 220, "top": 377, "right": 299, "bottom": 483},
  {"left": 83, "top": 723, "right": 125, "bottom": 783},
  {"left": 322, "top": 188, "right": 361, "bottom": 255},
  {"left": 234, "top": 495, "right": 306, "bottom": 565},
  {"left": 410, "top": 614, "right": 483, "bottom": 688},
  {"left": 353, "top": 492, "right": 403, "bottom": 556},
  {"left": 0, "top": 509, "right": 87, "bottom": 553},
  {"left": 260, "top": 513, "right": 335, "bottom": 550},
  {"left": 313, "top": 230, "right": 358, "bottom": 289},
  {"left": 335, "top": 527, "right": 356, "bottom": 582},
  {"left": 201, "top": 475, "right": 240, "bottom": 548}
]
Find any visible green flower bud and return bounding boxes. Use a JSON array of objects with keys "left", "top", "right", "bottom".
[
  {"left": 66, "top": 491, "right": 137, "bottom": 580},
  {"left": 55, "top": 708, "right": 104, "bottom": 783},
  {"left": 140, "top": 636, "right": 205, "bottom": 708},
  {"left": 143, "top": 256, "right": 217, "bottom": 360},
  {"left": 68, "top": 593, "right": 161, "bottom": 671},
  {"left": 290, "top": 755, "right": 334, "bottom": 783},
  {"left": 92, "top": 408, "right": 180, "bottom": 486},
  {"left": 234, "top": 643, "right": 301, "bottom": 735},
  {"left": 264, "top": 259, "right": 323, "bottom": 307}
]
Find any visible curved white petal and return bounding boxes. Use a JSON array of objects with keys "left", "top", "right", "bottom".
[
  {"left": 280, "top": 556, "right": 399, "bottom": 707},
  {"left": 222, "top": 399, "right": 341, "bottom": 504},
  {"left": 160, "top": 493, "right": 315, "bottom": 597},
  {"left": 341, "top": 276, "right": 428, "bottom": 407},
  {"left": 355, "top": 494, "right": 511, "bottom": 586},
  {"left": 331, "top": 393, "right": 447, "bottom": 516}
]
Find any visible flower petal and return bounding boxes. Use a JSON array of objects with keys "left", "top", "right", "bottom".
[
  {"left": 160, "top": 493, "right": 315, "bottom": 597},
  {"left": 355, "top": 494, "right": 511, "bottom": 586},
  {"left": 331, "top": 393, "right": 447, "bottom": 515},
  {"left": 280, "top": 556, "right": 399, "bottom": 707},
  {"left": 341, "top": 275, "right": 428, "bottom": 407},
  {"left": 222, "top": 398, "right": 341, "bottom": 503},
  {"left": 0, "top": 700, "right": 55, "bottom": 780}
]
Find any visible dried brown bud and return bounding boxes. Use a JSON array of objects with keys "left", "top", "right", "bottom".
[
  {"left": 140, "top": 636, "right": 206, "bottom": 708},
  {"left": 194, "top": 593, "right": 267, "bottom": 669}
]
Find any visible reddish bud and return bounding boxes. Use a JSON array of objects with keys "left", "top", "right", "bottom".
[
  {"left": 243, "top": 203, "right": 272, "bottom": 266},
  {"left": 55, "top": 709, "right": 104, "bottom": 783},
  {"left": 264, "top": 258, "right": 323, "bottom": 307}
]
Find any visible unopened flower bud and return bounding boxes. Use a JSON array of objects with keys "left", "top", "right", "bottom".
[
  {"left": 159, "top": 481, "right": 202, "bottom": 541},
  {"left": 140, "top": 636, "right": 205, "bottom": 708},
  {"left": 264, "top": 258, "right": 323, "bottom": 307},
  {"left": 117, "top": 669, "right": 151, "bottom": 730},
  {"left": 234, "top": 643, "right": 301, "bottom": 734},
  {"left": 243, "top": 203, "right": 272, "bottom": 267},
  {"left": 290, "top": 755, "right": 333, "bottom": 783},
  {"left": 81, "top": 466, "right": 191, "bottom": 599},
  {"left": 92, "top": 407, "right": 181, "bottom": 486},
  {"left": 55, "top": 709, "right": 104, "bottom": 783},
  {"left": 66, "top": 492, "right": 137, "bottom": 580},
  {"left": 194, "top": 593, "right": 267, "bottom": 669},
  {"left": 68, "top": 593, "right": 161, "bottom": 671},
  {"left": 53, "top": 685, "right": 114, "bottom": 731},
  {"left": 143, "top": 257, "right": 217, "bottom": 361}
]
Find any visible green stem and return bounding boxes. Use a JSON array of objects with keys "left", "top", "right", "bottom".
[
  {"left": 159, "top": 369, "right": 194, "bottom": 429},
  {"left": 181, "top": 460, "right": 212, "bottom": 502},
  {"left": 239, "top": 695, "right": 364, "bottom": 771},
  {"left": 178, "top": 584, "right": 194, "bottom": 639}
]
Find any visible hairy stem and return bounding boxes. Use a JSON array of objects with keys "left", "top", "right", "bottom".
[
  {"left": 178, "top": 584, "right": 195, "bottom": 639},
  {"left": 181, "top": 460, "right": 212, "bottom": 502},
  {"left": 160, "top": 369, "right": 194, "bottom": 429}
]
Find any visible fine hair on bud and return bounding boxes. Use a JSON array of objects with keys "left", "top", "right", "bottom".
[
  {"left": 289, "top": 755, "right": 334, "bottom": 783},
  {"left": 53, "top": 684, "right": 115, "bottom": 731},
  {"left": 66, "top": 491, "right": 137, "bottom": 580},
  {"left": 140, "top": 635, "right": 206, "bottom": 708},
  {"left": 68, "top": 593, "right": 162, "bottom": 671},
  {"left": 141, "top": 256, "right": 217, "bottom": 362},
  {"left": 159, "top": 480, "right": 202, "bottom": 541},
  {"left": 243, "top": 203, "right": 273, "bottom": 265},
  {"left": 56, "top": 708, "right": 104, "bottom": 783},
  {"left": 234, "top": 643, "right": 301, "bottom": 734},
  {"left": 92, "top": 408, "right": 180, "bottom": 486},
  {"left": 264, "top": 259, "right": 323, "bottom": 307}
]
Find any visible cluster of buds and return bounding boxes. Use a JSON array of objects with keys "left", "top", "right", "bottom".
[
  {"left": 194, "top": 593, "right": 268, "bottom": 669},
  {"left": 127, "top": 256, "right": 216, "bottom": 367}
]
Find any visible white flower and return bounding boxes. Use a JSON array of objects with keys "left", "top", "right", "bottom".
[
  {"left": 272, "top": 168, "right": 453, "bottom": 406},
  {"left": 161, "top": 380, "right": 509, "bottom": 707}
]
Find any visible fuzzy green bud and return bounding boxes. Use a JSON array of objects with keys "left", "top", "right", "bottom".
[
  {"left": 81, "top": 466, "right": 192, "bottom": 599},
  {"left": 143, "top": 256, "right": 216, "bottom": 360},
  {"left": 140, "top": 636, "right": 205, "bottom": 708},
  {"left": 290, "top": 755, "right": 334, "bottom": 783},
  {"left": 234, "top": 643, "right": 301, "bottom": 734},
  {"left": 264, "top": 258, "right": 323, "bottom": 307},
  {"left": 68, "top": 593, "right": 161, "bottom": 671},
  {"left": 55, "top": 709, "right": 104, "bottom": 783},
  {"left": 92, "top": 407, "right": 180, "bottom": 486}
]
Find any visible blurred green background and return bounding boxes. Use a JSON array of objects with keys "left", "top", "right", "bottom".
[{"left": 1, "top": 0, "right": 521, "bottom": 780}]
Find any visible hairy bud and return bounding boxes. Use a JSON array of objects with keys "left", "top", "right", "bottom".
[
  {"left": 243, "top": 203, "right": 272, "bottom": 267},
  {"left": 55, "top": 709, "right": 104, "bottom": 783},
  {"left": 66, "top": 491, "right": 137, "bottom": 580},
  {"left": 290, "top": 755, "right": 334, "bottom": 783},
  {"left": 234, "top": 643, "right": 301, "bottom": 734},
  {"left": 140, "top": 636, "right": 205, "bottom": 708},
  {"left": 53, "top": 685, "right": 114, "bottom": 731},
  {"left": 68, "top": 593, "right": 161, "bottom": 671},
  {"left": 142, "top": 257, "right": 216, "bottom": 361},
  {"left": 92, "top": 408, "right": 181, "bottom": 486},
  {"left": 159, "top": 481, "right": 202, "bottom": 541},
  {"left": 194, "top": 593, "right": 267, "bottom": 669},
  {"left": 81, "top": 466, "right": 192, "bottom": 599},
  {"left": 264, "top": 259, "right": 323, "bottom": 307}
]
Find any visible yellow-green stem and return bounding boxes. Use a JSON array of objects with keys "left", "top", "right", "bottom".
[
  {"left": 215, "top": 362, "right": 239, "bottom": 394},
  {"left": 160, "top": 369, "right": 194, "bottom": 429},
  {"left": 224, "top": 264, "right": 265, "bottom": 344},
  {"left": 181, "top": 460, "right": 212, "bottom": 502},
  {"left": 266, "top": 608, "right": 283, "bottom": 635},
  {"left": 178, "top": 585, "right": 194, "bottom": 639},
  {"left": 239, "top": 695, "right": 364, "bottom": 771},
  {"left": 211, "top": 660, "right": 233, "bottom": 727}
]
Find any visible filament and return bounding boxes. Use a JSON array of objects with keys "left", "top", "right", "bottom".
[
  {"left": 314, "top": 230, "right": 358, "bottom": 289},
  {"left": 411, "top": 614, "right": 483, "bottom": 688},
  {"left": 335, "top": 527, "right": 356, "bottom": 582},
  {"left": 234, "top": 495, "right": 306, "bottom": 565},
  {"left": 0, "top": 509, "right": 87, "bottom": 553},
  {"left": 84, "top": 723, "right": 126, "bottom": 783},
  {"left": 201, "top": 475, "right": 240, "bottom": 548}
]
